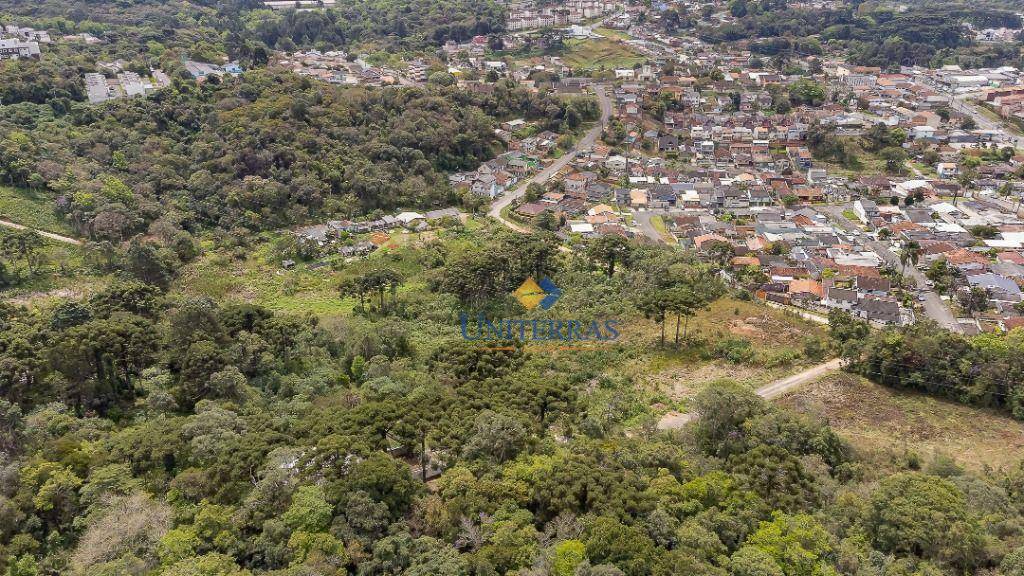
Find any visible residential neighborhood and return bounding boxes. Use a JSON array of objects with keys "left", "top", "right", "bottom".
[{"left": 412, "top": 8, "right": 1024, "bottom": 336}]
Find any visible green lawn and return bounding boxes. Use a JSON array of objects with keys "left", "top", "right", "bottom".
[
  {"left": 0, "top": 186, "right": 75, "bottom": 235},
  {"left": 558, "top": 38, "right": 645, "bottom": 71},
  {"left": 649, "top": 215, "right": 674, "bottom": 243},
  {"left": 594, "top": 27, "right": 630, "bottom": 40}
]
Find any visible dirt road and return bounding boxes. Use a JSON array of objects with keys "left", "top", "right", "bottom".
[
  {"left": 0, "top": 219, "right": 82, "bottom": 246},
  {"left": 656, "top": 358, "right": 845, "bottom": 430}
]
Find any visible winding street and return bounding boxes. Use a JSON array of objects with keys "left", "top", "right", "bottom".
[{"left": 488, "top": 84, "right": 613, "bottom": 232}]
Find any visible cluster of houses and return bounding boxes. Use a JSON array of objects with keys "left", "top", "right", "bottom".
[
  {"left": 260, "top": 0, "right": 1024, "bottom": 333},
  {"left": 682, "top": 205, "right": 918, "bottom": 326},
  {"left": 263, "top": 0, "right": 337, "bottom": 10},
  {"left": 854, "top": 192, "right": 1024, "bottom": 328},
  {"left": 291, "top": 208, "right": 461, "bottom": 260},
  {"left": 465, "top": 38, "right": 1024, "bottom": 330},
  {"left": 441, "top": 36, "right": 492, "bottom": 60},
  {"left": 0, "top": 24, "right": 111, "bottom": 61},
  {"left": 82, "top": 58, "right": 243, "bottom": 104},
  {"left": 183, "top": 60, "right": 244, "bottom": 80},
  {"left": 0, "top": 24, "right": 48, "bottom": 60},
  {"left": 449, "top": 116, "right": 566, "bottom": 200},
  {"left": 273, "top": 50, "right": 421, "bottom": 87},
  {"left": 451, "top": 149, "right": 542, "bottom": 200},
  {"left": 84, "top": 64, "right": 172, "bottom": 104}
]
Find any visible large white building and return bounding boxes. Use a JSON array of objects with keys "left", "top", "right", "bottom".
[{"left": 0, "top": 37, "right": 40, "bottom": 60}]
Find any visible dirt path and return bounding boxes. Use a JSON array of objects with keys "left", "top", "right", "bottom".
[
  {"left": 656, "top": 358, "right": 845, "bottom": 430},
  {"left": 0, "top": 219, "right": 82, "bottom": 246}
]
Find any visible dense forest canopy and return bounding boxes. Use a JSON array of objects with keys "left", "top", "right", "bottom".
[
  {"left": 0, "top": 71, "right": 598, "bottom": 238},
  {"left": 702, "top": 0, "right": 1024, "bottom": 68},
  {"left": 240, "top": 0, "right": 506, "bottom": 52},
  {"left": 2, "top": 229, "right": 1024, "bottom": 575},
  {"left": 834, "top": 316, "right": 1024, "bottom": 419},
  {"left": 0, "top": 0, "right": 506, "bottom": 56}
]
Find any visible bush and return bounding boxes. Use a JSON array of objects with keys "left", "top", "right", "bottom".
[{"left": 710, "top": 337, "right": 756, "bottom": 364}]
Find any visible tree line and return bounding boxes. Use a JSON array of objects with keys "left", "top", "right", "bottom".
[{"left": 831, "top": 313, "right": 1024, "bottom": 420}]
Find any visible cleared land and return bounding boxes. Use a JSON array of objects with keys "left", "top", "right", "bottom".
[
  {"left": 0, "top": 186, "right": 75, "bottom": 236},
  {"left": 779, "top": 372, "right": 1024, "bottom": 471},
  {"left": 558, "top": 37, "right": 645, "bottom": 70},
  {"left": 623, "top": 297, "right": 829, "bottom": 414}
]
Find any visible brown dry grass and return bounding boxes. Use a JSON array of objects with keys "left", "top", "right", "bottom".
[
  {"left": 617, "top": 298, "right": 827, "bottom": 415},
  {"left": 779, "top": 372, "right": 1024, "bottom": 471}
]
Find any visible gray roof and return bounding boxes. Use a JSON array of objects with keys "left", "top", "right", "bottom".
[
  {"left": 966, "top": 273, "right": 1022, "bottom": 295},
  {"left": 826, "top": 287, "right": 858, "bottom": 303},
  {"left": 857, "top": 296, "right": 900, "bottom": 316}
]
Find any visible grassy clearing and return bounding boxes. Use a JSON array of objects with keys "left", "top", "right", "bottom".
[
  {"left": 594, "top": 27, "right": 631, "bottom": 40},
  {"left": 177, "top": 240, "right": 390, "bottom": 318},
  {"left": 558, "top": 38, "right": 645, "bottom": 70},
  {"left": 0, "top": 186, "right": 74, "bottom": 235},
  {"left": 779, "top": 372, "right": 1024, "bottom": 471},
  {"left": 175, "top": 224, "right": 478, "bottom": 318},
  {"left": 649, "top": 215, "right": 674, "bottom": 243},
  {"left": 619, "top": 297, "right": 828, "bottom": 413},
  {"left": 0, "top": 242, "right": 109, "bottom": 307}
]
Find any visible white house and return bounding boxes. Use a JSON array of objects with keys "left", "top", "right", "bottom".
[
  {"left": 853, "top": 199, "right": 879, "bottom": 223},
  {"left": 936, "top": 162, "right": 958, "bottom": 178}
]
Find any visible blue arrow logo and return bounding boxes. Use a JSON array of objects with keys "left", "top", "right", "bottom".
[{"left": 537, "top": 276, "right": 562, "bottom": 310}]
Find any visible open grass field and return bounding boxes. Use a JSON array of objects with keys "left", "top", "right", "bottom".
[
  {"left": 619, "top": 297, "right": 829, "bottom": 414},
  {"left": 178, "top": 239, "right": 401, "bottom": 318},
  {"left": 558, "top": 37, "right": 645, "bottom": 70},
  {"left": 594, "top": 27, "right": 631, "bottom": 40},
  {"left": 0, "top": 186, "right": 74, "bottom": 236},
  {"left": 175, "top": 222, "right": 480, "bottom": 319},
  {"left": 779, "top": 372, "right": 1024, "bottom": 471}
]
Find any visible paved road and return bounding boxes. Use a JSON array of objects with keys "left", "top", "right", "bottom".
[
  {"left": 656, "top": 358, "right": 845, "bottom": 430},
  {"left": 632, "top": 209, "right": 671, "bottom": 244},
  {"left": 0, "top": 219, "right": 82, "bottom": 246},
  {"left": 820, "top": 205, "right": 960, "bottom": 332},
  {"left": 764, "top": 301, "right": 829, "bottom": 325},
  {"left": 488, "top": 85, "right": 613, "bottom": 232},
  {"left": 950, "top": 95, "right": 1024, "bottom": 148}
]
